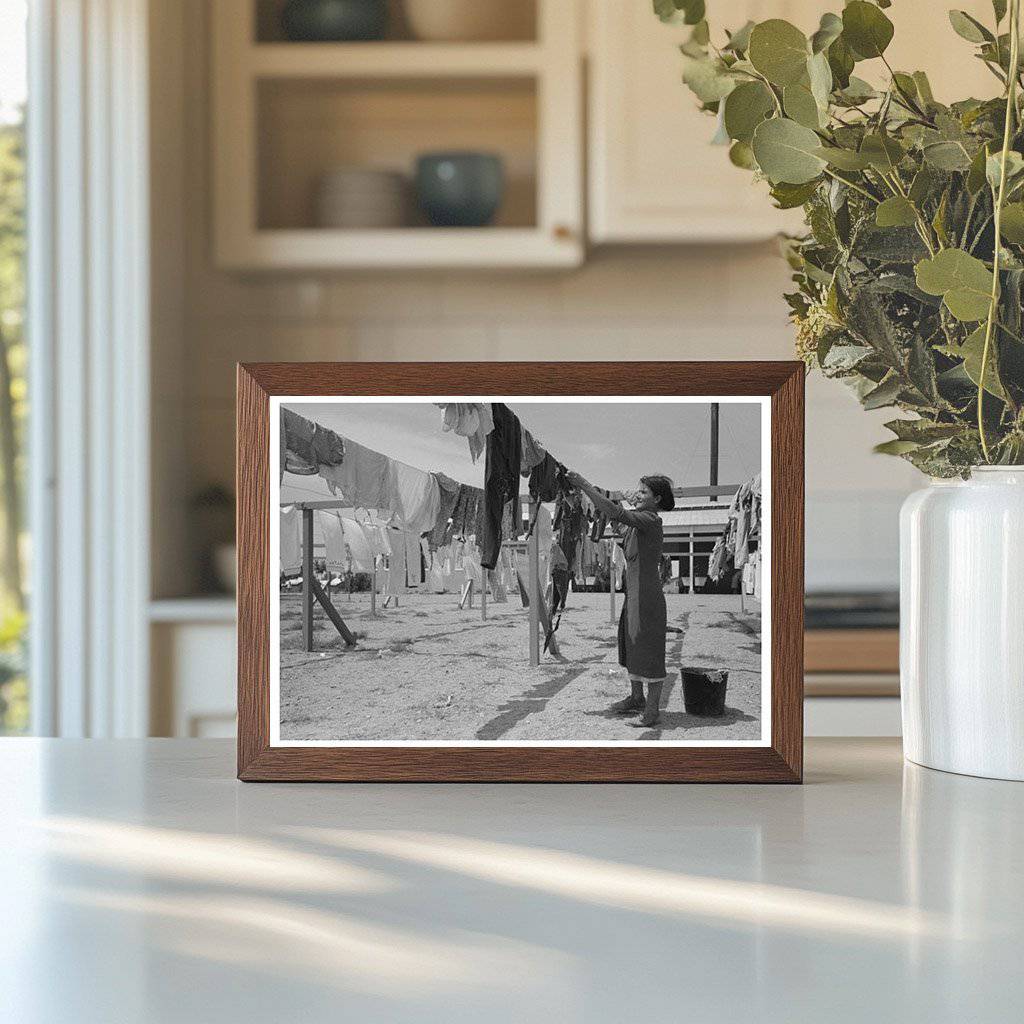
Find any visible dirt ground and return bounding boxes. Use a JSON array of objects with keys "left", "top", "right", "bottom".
[{"left": 278, "top": 589, "right": 763, "bottom": 743}]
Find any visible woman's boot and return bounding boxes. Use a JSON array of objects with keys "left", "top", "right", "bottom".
[
  {"left": 637, "top": 679, "right": 664, "bottom": 727},
  {"left": 611, "top": 678, "right": 645, "bottom": 714}
]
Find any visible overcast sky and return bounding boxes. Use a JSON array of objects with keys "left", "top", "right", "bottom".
[{"left": 280, "top": 400, "right": 762, "bottom": 504}]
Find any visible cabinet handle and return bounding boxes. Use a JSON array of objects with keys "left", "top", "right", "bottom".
[{"left": 552, "top": 224, "right": 574, "bottom": 241}]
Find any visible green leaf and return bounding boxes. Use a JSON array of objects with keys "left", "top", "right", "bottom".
[
  {"left": 912, "top": 71, "right": 935, "bottom": 105},
  {"left": 948, "top": 10, "right": 993, "bottom": 44},
  {"left": 724, "top": 20, "right": 755, "bottom": 53},
  {"left": 842, "top": 1, "right": 894, "bottom": 60},
  {"left": 807, "top": 51, "right": 833, "bottom": 111},
  {"left": 874, "top": 439, "right": 921, "bottom": 455},
  {"left": 915, "top": 249, "right": 994, "bottom": 321},
  {"left": 993, "top": 0, "right": 1008, "bottom": 24},
  {"left": 862, "top": 374, "right": 902, "bottom": 409},
  {"left": 986, "top": 150, "right": 1024, "bottom": 190},
  {"left": 875, "top": 196, "right": 918, "bottom": 228},
  {"left": 723, "top": 81, "right": 775, "bottom": 143},
  {"left": 923, "top": 141, "right": 973, "bottom": 171},
  {"left": 748, "top": 19, "right": 810, "bottom": 87},
  {"left": 752, "top": 117, "right": 827, "bottom": 184},
  {"left": 810, "top": 12, "right": 843, "bottom": 54},
  {"left": 967, "top": 143, "right": 993, "bottom": 193},
  {"left": 681, "top": 55, "right": 737, "bottom": 103},
  {"left": 770, "top": 179, "right": 820, "bottom": 209},
  {"left": 958, "top": 324, "right": 1007, "bottom": 398},
  {"left": 836, "top": 75, "right": 877, "bottom": 104},
  {"left": 860, "top": 132, "right": 905, "bottom": 172},
  {"left": 909, "top": 165, "right": 936, "bottom": 205},
  {"left": 783, "top": 83, "right": 822, "bottom": 128},
  {"left": 814, "top": 145, "right": 872, "bottom": 170},
  {"left": 728, "top": 140, "right": 758, "bottom": 169},
  {"left": 827, "top": 35, "right": 855, "bottom": 89},
  {"left": 884, "top": 418, "right": 963, "bottom": 443},
  {"left": 654, "top": 0, "right": 705, "bottom": 25},
  {"left": 1000, "top": 202, "right": 1024, "bottom": 242}
]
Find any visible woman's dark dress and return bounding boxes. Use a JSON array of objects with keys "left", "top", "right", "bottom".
[{"left": 609, "top": 506, "right": 666, "bottom": 679}]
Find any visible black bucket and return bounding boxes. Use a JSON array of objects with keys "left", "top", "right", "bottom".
[{"left": 681, "top": 667, "right": 728, "bottom": 716}]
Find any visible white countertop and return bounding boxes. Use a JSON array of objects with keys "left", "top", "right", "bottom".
[{"left": 2, "top": 738, "right": 1021, "bottom": 1023}]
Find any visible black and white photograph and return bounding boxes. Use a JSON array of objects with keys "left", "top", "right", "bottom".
[{"left": 271, "top": 397, "right": 769, "bottom": 746}]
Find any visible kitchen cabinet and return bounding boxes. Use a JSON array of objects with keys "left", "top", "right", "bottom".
[
  {"left": 211, "top": 0, "right": 583, "bottom": 269},
  {"left": 587, "top": 0, "right": 999, "bottom": 244}
]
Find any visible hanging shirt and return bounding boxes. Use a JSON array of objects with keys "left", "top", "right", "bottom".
[
  {"left": 481, "top": 403, "right": 522, "bottom": 570},
  {"left": 427, "top": 472, "right": 461, "bottom": 550},
  {"left": 388, "top": 460, "right": 441, "bottom": 534},
  {"left": 320, "top": 437, "right": 390, "bottom": 510},
  {"left": 280, "top": 507, "right": 302, "bottom": 574}
]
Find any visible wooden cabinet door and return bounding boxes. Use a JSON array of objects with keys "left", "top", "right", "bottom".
[{"left": 588, "top": 1, "right": 813, "bottom": 243}]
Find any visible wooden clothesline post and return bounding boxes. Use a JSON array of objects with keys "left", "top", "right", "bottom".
[
  {"left": 302, "top": 508, "right": 314, "bottom": 652},
  {"left": 608, "top": 538, "right": 616, "bottom": 624},
  {"left": 527, "top": 496, "right": 540, "bottom": 667},
  {"left": 370, "top": 556, "right": 377, "bottom": 616},
  {"left": 481, "top": 570, "right": 488, "bottom": 621}
]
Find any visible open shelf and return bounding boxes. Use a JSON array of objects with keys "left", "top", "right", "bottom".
[
  {"left": 213, "top": 0, "right": 581, "bottom": 268},
  {"left": 249, "top": 42, "right": 544, "bottom": 77}
]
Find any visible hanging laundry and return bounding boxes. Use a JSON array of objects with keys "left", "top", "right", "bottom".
[
  {"left": 340, "top": 516, "right": 374, "bottom": 571},
  {"left": 445, "top": 484, "right": 483, "bottom": 545},
  {"left": 404, "top": 529, "right": 423, "bottom": 585},
  {"left": 589, "top": 487, "right": 610, "bottom": 542},
  {"left": 280, "top": 507, "right": 302, "bottom": 574},
  {"left": 436, "top": 402, "right": 494, "bottom": 463},
  {"left": 386, "top": 525, "right": 407, "bottom": 594},
  {"left": 282, "top": 408, "right": 346, "bottom": 473},
  {"left": 320, "top": 437, "right": 390, "bottom": 510},
  {"left": 556, "top": 494, "right": 587, "bottom": 575},
  {"left": 387, "top": 459, "right": 440, "bottom": 534},
  {"left": 481, "top": 402, "right": 522, "bottom": 570},
  {"left": 426, "top": 472, "right": 461, "bottom": 550},
  {"left": 528, "top": 452, "right": 561, "bottom": 503},
  {"left": 519, "top": 426, "right": 547, "bottom": 476}
]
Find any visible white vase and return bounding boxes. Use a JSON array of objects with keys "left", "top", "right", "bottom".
[{"left": 900, "top": 467, "right": 1024, "bottom": 780}]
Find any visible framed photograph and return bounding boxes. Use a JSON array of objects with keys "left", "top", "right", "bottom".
[{"left": 237, "top": 362, "right": 804, "bottom": 782}]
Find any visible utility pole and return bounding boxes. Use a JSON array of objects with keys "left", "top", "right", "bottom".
[{"left": 709, "top": 402, "right": 720, "bottom": 502}]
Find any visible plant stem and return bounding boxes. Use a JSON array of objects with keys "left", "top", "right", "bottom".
[
  {"left": 979, "top": 0, "right": 1021, "bottom": 462},
  {"left": 821, "top": 167, "right": 879, "bottom": 203}
]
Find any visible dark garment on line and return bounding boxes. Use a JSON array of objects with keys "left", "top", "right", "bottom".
[
  {"left": 443, "top": 484, "right": 482, "bottom": 545},
  {"left": 426, "top": 472, "right": 461, "bottom": 550},
  {"left": 282, "top": 408, "right": 346, "bottom": 473},
  {"left": 528, "top": 453, "right": 561, "bottom": 503},
  {"left": 590, "top": 488, "right": 610, "bottom": 542},
  {"left": 557, "top": 501, "right": 586, "bottom": 575},
  {"left": 551, "top": 566, "right": 570, "bottom": 614},
  {"left": 481, "top": 402, "right": 522, "bottom": 570},
  {"left": 612, "top": 507, "right": 667, "bottom": 679}
]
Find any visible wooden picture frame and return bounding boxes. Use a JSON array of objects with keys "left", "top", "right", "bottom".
[{"left": 237, "top": 362, "right": 804, "bottom": 782}]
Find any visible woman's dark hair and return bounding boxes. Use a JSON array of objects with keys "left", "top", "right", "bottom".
[{"left": 641, "top": 474, "right": 675, "bottom": 512}]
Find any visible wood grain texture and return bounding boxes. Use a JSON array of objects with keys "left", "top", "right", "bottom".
[
  {"left": 805, "top": 629, "right": 899, "bottom": 674},
  {"left": 237, "top": 361, "right": 805, "bottom": 782}
]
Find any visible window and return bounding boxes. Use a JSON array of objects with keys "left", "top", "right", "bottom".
[{"left": 0, "top": 0, "right": 27, "bottom": 734}]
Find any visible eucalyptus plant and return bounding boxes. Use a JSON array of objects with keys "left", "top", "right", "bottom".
[{"left": 659, "top": 0, "right": 1024, "bottom": 474}]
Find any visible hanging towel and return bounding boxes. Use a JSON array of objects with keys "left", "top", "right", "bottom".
[
  {"left": 481, "top": 402, "right": 522, "bottom": 570},
  {"left": 317, "top": 512, "right": 348, "bottom": 571},
  {"left": 280, "top": 507, "right": 302, "bottom": 574},
  {"left": 320, "top": 437, "right": 390, "bottom": 510},
  {"left": 341, "top": 516, "right": 374, "bottom": 571},
  {"left": 388, "top": 459, "right": 441, "bottom": 534},
  {"left": 427, "top": 472, "right": 461, "bottom": 550},
  {"left": 405, "top": 529, "right": 423, "bottom": 585},
  {"left": 519, "top": 426, "right": 547, "bottom": 476}
]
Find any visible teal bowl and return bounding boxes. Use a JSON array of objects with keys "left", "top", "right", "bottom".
[
  {"left": 280, "top": 0, "right": 388, "bottom": 42},
  {"left": 415, "top": 152, "right": 505, "bottom": 228}
]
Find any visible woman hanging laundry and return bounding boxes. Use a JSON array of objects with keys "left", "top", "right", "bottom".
[{"left": 566, "top": 470, "right": 675, "bottom": 727}]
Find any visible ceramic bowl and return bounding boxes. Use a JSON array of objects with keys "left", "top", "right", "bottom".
[
  {"left": 280, "top": 0, "right": 388, "bottom": 42},
  {"left": 414, "top": 152, "right": 504, "bottom": 228}
]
